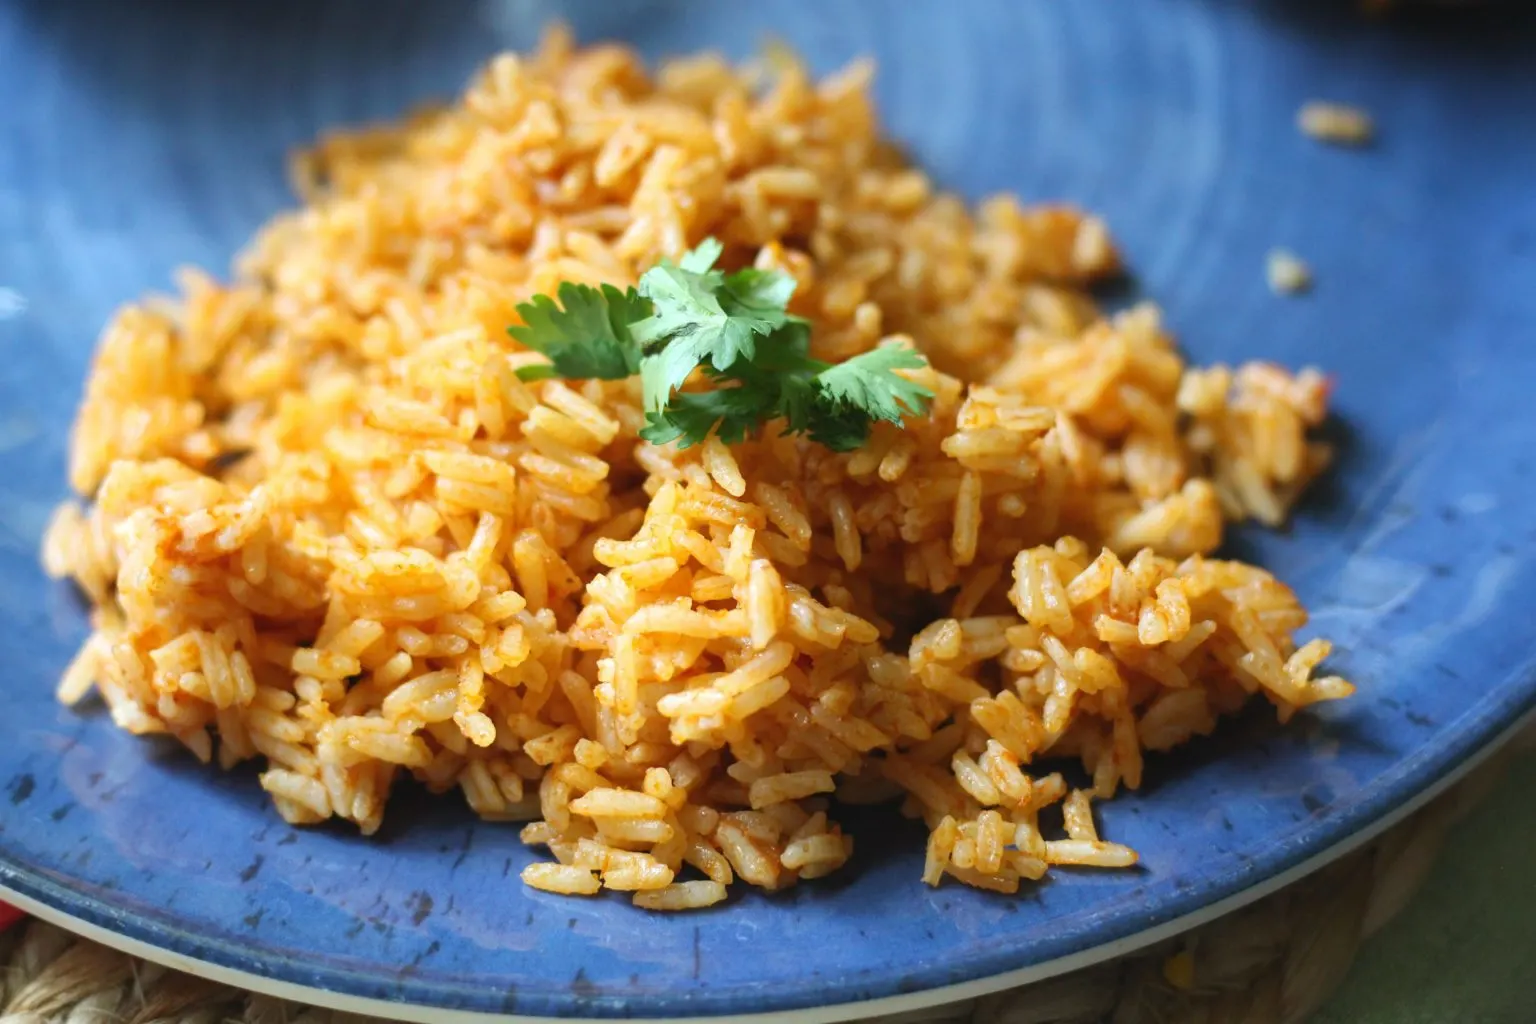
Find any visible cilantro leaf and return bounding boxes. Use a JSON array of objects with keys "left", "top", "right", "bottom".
[
  {"left": 630, "top": 262, "right": 726, "bottom": 351},
  {"left": 805, "top": 401, "right": 875, "bottom": 452},
  {"left": 679, "top": 236, "right": 725, "bottom": 275},
  {"left": 639, "top": 387, "right": 777, "bottom": 448},
  {"left": 630, "top": 241, "right": 798, "bottom": 408},
  {"left": 749, "top": 319, "right": 819, "bottom": 372},
  {"left": 640, "top": 338, "right": 717, "bottom": 414},
  {"left": 814, "top": 345, "right": 934, "bottom": 426},
  {"left": 509, "top": 282, "right": 647, "bottom": 382},
  {"left": 720, "top": 267, "right": 798, "bottom": 325},
  {"left": 774, "top": 373, "right": 820, "bottom": 438},
  {"left": 501, "top": 236, "right": 935, "bottom": 453}
]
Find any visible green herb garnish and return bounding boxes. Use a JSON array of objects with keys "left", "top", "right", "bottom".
[{"left": 509, "top": 238, "right": 933, "bottom": 451}]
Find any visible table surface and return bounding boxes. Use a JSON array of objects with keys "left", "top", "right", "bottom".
[{"left": 1317, "top": 756, "right": 1536, "bottom": 1024}]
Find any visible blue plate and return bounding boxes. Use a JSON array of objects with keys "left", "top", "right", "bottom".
[{"left": 2, "top": 0, "right": 1534, "bottom": 1019}]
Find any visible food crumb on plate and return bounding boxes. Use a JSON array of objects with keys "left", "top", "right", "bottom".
[
  {"left": 1298, "top": 101, "right": 1375, "bottom": 146},
  {"left": 1267, "top": 249, "right": 1313, "bottom": 295}
]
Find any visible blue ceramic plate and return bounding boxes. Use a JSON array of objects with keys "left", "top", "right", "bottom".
[{"left": 3, "top": 0, "right": 1534, "bottom": 1020}]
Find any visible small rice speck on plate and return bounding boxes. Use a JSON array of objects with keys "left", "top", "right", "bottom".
[
  {"left": 1298, "top": 101, "right": 1375, "bottom": 146},
  {"left": 1267, "top": 249, "right": 1313, "bottom": 295}
]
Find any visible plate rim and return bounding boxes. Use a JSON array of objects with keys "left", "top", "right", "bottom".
[{"left": 5, "top": 705, "right": 1532, "bottom": 1024}]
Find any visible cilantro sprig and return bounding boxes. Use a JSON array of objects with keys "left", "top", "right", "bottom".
[{"left": 508, "top": 238, "right": 933, "bottom": 451}]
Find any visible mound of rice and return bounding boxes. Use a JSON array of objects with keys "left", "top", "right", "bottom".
[{"left": 42, "top": 30, "right": 1351, "bottom": 909}]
